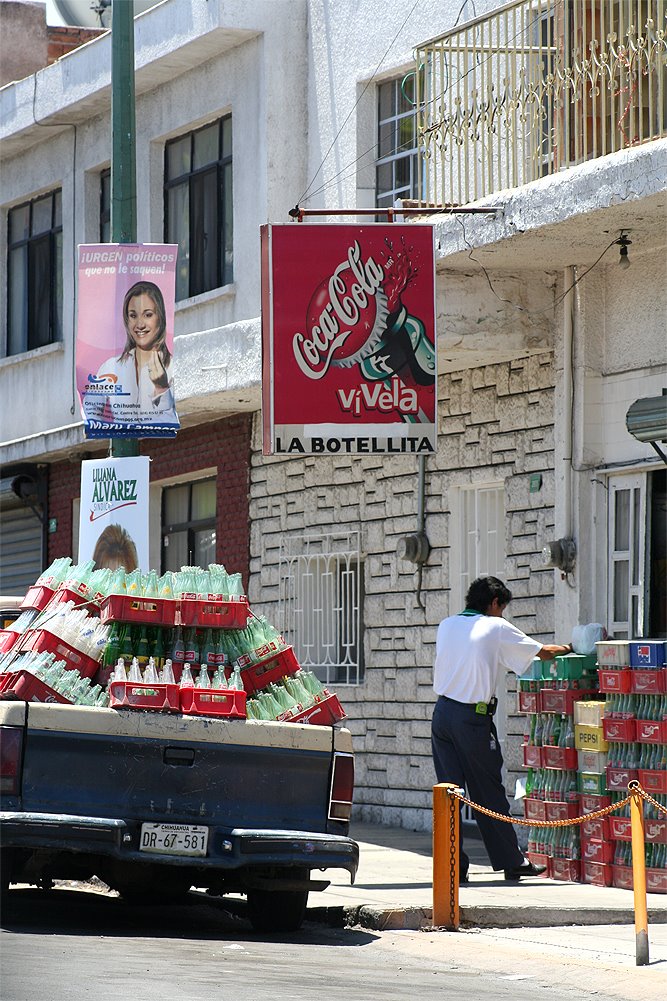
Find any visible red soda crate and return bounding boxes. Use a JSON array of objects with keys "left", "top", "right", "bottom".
[
  {"left": 602, "top": 717, "right": 637, "bottom": 742},
  {"left": 581, "top": 817, "right": 611, "bottom": 841},
  {"left": 20, "top": 585, "right": 56, "bottom": 611},
  {"left": 542, "top": 746, "right": 578, "bottom": 770},
  {"left": 288, "top": 692, "right": 346, "bottom": 726},
  {"left": 583, "top": 861, "right": 613, "bottom": 887},
  {"left": 526, "top": 852, "right": 551, "bottom": 875},
  {"left": 540, "top": 689, "right": 596, "bottom": 714},
  {"left": 522, "top": 744, "right": 543, "bottom": 768},
  {"left": 646, "top": 868, "right": 667, "bottom": 895},
  {"left": 0, "top": 630, "right": 20, "bottom": 654},
  {"left": 631, "top": 669, "right": 667, "bottom": 695},
  {"left": 544, "top": 800, "right": 580, "bottom": 821},
  {"left": 237, "top": 646, "right": 300, "bottom": 696},
  {"left": 524, "top": 798, "right": 547, "bottom": 821},
  {"left": 581, "top": 837, "right": 614, "bottom": 864},
  {"left": 26, "top": 630, "right": 99, "bottom": 679},
  {"left": 49, "top": 583, "right": 93, "bottom": 607},
  {"left": 178, "top": 596, "right": 249, "bottom": 629},
  {"left": 610, "top": 816, "right": 632, "bottom": 841},
  {"left": 612, "top": 865, "right": 634, "bottom": 890},
  {"left": 100, "top": 594, "right": 177, "bottom": 627},
  {"left": 638, "top": 769, "right": 667, "bottom": 795},
  {"left": 108, "top": 681, "right": 180, "bottom": 712},
  {"left": 598, "top": 669, "right": 632, "bottom": 693},
  {"left": 518, "top": 690, "right": 540, "bottom": 713},
  {"left": 606, "top": 765, "right": 639, "bottom": 791},
  {"left": 0, "top": 670, "right": 71, "bottom": 705},
  {"left": 644, "top": 819, "right": 667, "bottom": 845},
  {"left": 579, "top": 793, "right": 612, "bottom": 814},
  {"left": 179, "top": 686, "right": 246, "bottom": 719},
  {"left": 637, "top": 719, "right": 667, "bottom": 743},
  {"left": 550, "top": 858, "right": 581, "bottom": 883}
]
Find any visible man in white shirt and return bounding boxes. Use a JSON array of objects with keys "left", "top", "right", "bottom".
[{"left": 432, "top": 576, "right": 572, "bottom": 882}]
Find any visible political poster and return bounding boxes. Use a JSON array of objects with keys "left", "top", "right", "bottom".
[
  {"left": 261, "top": 224, "right": 437, "bottom": 456},
  {"left": 76, "top": 244, "right": 180, "bottom": 439},
  {"left": 78, "top": 456, "right": 150, "bottom": 572}
]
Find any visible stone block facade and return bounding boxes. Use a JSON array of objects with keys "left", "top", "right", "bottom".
[{"left": 248, "top": 353, "right": 556, "bottom": 831}]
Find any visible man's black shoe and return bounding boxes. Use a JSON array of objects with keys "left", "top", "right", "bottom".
[
  {"left": 460, "top": 869, "right": 469, "bottom": 885},
  {"left": 504, "top": 860, "right": 547, "bottom": 881}
]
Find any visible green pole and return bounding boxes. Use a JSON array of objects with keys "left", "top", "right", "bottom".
[{"left": 110, "top": 0, "right": 139, "bottom": 458}]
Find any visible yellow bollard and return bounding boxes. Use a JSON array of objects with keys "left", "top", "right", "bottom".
[
  {"left": 433, "top": 782, "right": 461, "bottom": 930},
  {"left": 629, "top": 785, "right": 649, "bottom": 966}
]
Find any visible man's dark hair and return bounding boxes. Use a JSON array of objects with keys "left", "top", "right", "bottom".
[{"left": 465, "top": 576, "right": 512, "bottom": 613}]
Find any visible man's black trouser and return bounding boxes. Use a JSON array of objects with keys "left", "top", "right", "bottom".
[{"left": 431, "top": 695, "right": 524, "bottom": 872}]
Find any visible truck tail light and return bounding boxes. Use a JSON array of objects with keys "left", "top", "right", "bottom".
[
  {"left": 329, "top": 751, "right": 354, "bottom": 822},
  {"left": 0, "top": 726, "right": 23, "bottom": 795}
]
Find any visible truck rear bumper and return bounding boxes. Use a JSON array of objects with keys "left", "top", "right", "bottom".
[{"left": 0, "top": 812, "right": 359, "bottom": 882}]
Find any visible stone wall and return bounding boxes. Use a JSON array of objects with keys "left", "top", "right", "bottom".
[{"left": 248, "top": 352, "right": 556, "bottom": 831}]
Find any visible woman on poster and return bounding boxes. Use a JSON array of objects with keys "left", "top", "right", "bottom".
[{"left": 85, "top": 281, "right": 177, "bottom": 429}]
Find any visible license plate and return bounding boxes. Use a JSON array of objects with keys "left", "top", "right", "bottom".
[{"left": 139, "top": 823, "right": 209, "bottom": 857}]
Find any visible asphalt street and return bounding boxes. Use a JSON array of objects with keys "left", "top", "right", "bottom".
[{"left": 1, "top": 886, "right": 664, "bottom": 1001}]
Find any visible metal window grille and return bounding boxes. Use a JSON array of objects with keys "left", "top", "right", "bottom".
[
  {"left": 279, "top": 531, "right": 363, "bottom": 686},
  {"left": 376, "top": 76, "right": 421, "bottom": 213},
  {"left": 607, "top": 473, "right": 647, "bottom": 639}
]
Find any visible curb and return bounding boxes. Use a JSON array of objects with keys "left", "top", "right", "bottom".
[{"left": 306, "top": 902, "right": 667, "bottom": 932}]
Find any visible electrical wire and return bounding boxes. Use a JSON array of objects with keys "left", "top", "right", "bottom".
[
  {"left": 298, "top": 0, "right": 423, "bottom": 207},
  {"left": 301, "top": 1, "right": 540, "bottom": 208}
]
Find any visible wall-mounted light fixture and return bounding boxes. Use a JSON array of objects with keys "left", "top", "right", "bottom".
[{"left": 616, "top": 233, "right": 631, "bottom": 270}]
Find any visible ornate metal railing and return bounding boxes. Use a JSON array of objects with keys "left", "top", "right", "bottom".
[{"left": 415, "top": 0, "right": 667, "bottom": 205}]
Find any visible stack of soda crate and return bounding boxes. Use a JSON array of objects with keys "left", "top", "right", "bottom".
[
  {"left": 521, "top": 654, "right": 598, "bottom": 880},
  {"left": 574, "top": 700, "right": 614, "bottom": 886},
  {"left": 597, "top": 639, "right": 667, "bottom": 895}
]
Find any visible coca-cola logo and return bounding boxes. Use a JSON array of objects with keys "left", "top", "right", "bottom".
[{"left": 293, "top": 242, "right": 386, "bottom": 380}]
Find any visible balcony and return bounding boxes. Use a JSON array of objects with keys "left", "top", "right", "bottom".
[{"left": 415, "top": 0, "right": 667, "bottom": 205}]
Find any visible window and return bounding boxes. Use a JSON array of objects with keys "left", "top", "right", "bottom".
[
  {"left": 279, "top": 531, "right": 364, "bottom": 686},
  {"left": 6, "top": 190, "right": 62, "bottom": 357},
  {"left": 607, "top": 469, "right": 666, "bottom": 639},
  {"left": 451, "top": 483, "right": 508, "bottom": 810},
  {"left": 100, "top": 168, "right": 111, "bottom": 243},
  {"left": 161, "top": 479, "right": 217, "bottom": 572},
  {"left": 376, "top": 75, "right": 420, "bottom": 212},
  {"left": 164, "top": 116, "right": 233, "bottom": 301}
]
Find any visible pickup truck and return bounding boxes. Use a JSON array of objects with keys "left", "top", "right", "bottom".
[{"left": 0, "top": 699, "right": 358, "bottom": 932}]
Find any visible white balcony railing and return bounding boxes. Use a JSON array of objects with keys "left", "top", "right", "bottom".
[{"left": 416, "top": 0, "right": 667, "bottom": 204}]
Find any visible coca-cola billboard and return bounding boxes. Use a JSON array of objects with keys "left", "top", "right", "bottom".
[{"left": 261, "top": 224, "right": 437, "bottom": 456}]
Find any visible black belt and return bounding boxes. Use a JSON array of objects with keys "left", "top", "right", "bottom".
[{"left": 439, "top": 694, "right": 498, "bottom": 716}]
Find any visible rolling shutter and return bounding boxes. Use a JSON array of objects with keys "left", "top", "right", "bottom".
[{"left": 0, "top": 478, "right": 43, "bottom": 597}]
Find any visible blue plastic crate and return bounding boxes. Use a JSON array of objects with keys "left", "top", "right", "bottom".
[{"left": 629, "top": 641, "right": 666, "bottom": 668}]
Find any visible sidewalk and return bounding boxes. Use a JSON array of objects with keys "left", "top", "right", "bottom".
[{"left": 307, "top": 821, "right": 667, "bottom": 937}]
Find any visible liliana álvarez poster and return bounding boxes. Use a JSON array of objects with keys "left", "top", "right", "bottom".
[{"left": 261, "top": 224, "right": 437, "bottom": 456}]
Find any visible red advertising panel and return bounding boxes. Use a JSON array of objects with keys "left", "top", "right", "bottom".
[{"left": 261, "top": 224, "right": 436, "bottom": 456}]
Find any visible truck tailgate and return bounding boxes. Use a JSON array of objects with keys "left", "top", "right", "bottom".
[{"left": 17, "top": 703, "right": 348, "bottom": 834}]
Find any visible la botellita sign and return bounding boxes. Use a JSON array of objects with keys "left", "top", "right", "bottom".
[{"left": 261, "top": 224, "right": 437, "bottom": 456}]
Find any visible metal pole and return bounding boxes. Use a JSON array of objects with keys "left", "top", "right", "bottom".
[
  {"left": 433, "top": 782, "right": 460, "bottom": 930},
  {"left": 629, "top": 785, "right": 649, "bottom": 966},
  {"left": 110, "top": 0, "right": 139, "bottom": 459}
]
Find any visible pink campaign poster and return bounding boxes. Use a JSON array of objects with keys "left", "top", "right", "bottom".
[{"left": 76, "top": 244, "right": 180, "bottom": 439}]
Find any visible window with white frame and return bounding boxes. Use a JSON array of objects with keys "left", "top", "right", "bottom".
[
  {"left": 6, "top": 190, "right": 63, "bottom": 357},
  {"left": 607, "top": 469, "right": 666, "bottom": 639},
  {"left": 279, "top": 531, "right": 363, "bottom": 686},
  {"left": 451, "top": 482, "right": 508, "bottom": 810},
  {"left": 455, "top": 484, "right": 506, "bottom": 607},
  {"left": 376, "top": 75, "right": 420, "bottom": 212}
]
